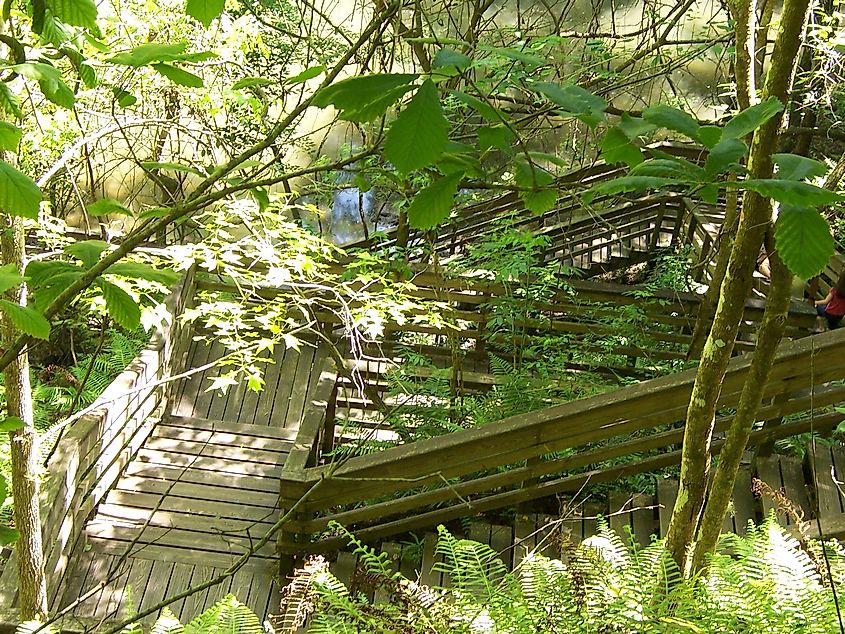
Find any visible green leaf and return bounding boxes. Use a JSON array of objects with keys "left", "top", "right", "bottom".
[
  {"left": 152, "top": 63, "right": 203, "bottom": 88},
  {"left": 696, "top": 125, "right": 722, "bottom": 148},
  {"left": 484, "top": 46, "right": 545, "bottom": 67},
  {"left": 384, "top": 79, "right": 449, "bottom": 174},
  {"left": 406, "top": 172, "right": 463, "bottom": 229},
  {"left": 87, "top": 198, "right": 131, "bottom": 216},
  {"left": 616, "top": 113, "right": 655, "bottom": 139},
  {"left": 515, "top": 160, "right": 554, "bottom": 189},
  {"left": 0, "top": 417, "right": 24, "bottom": 432},
  {"left": 477, "top": 125, "right": 513, "bottom": 152},
  {"left": 775, "top": 206, "right": 836, "bottom": 279},
  {"left": 0, "top": 264, "right": 24, "bottom": 294},
  {"left": 600, "top": 126, "right": 643, "bottom": 167},
  {"left": 0, "top": 300, "right": 50, "bottom": 339},
  {"left": 534, "top": 82, "right": 607, "bottom": 127},
  {"left": 64, "top": 240, "right": 107, "bottom": 268},
  {"left": 449, "top": 90, "right": 498, "bottom": 121},
  {"left": 433, "top": 48, "right": 471, "bottom": 69},
  {"left": 0, "top": 526, "right": 19, "bottom": 546},
  {"left": 629, "top": 158, "right": 703, "bottom": 181},
  {"left": 739, "top": 179, "right": 842, "bottom": 206},
  {"left": 722, "top": 97, "right": 783, "bottom": 139},
  {"left": 772, "top": 153, "right": 828, "bottom": 181},
  {"left": 10, "top": 62, "right": 60, "bottom": 82},
  {"left": 642, "top": 104, "right": 700, "bottom": 139},
  {"left": 108, "top": 42, "right": 189, "bottom": 67},
  {"left": 232, "top": 77, "right": 273, "bottom": 90},
  {"left": 286, "top": 65, "right": 324, "bottom": 84},
  {"left": 25, "top": 260, "right": 83, "bottom": 287},
  {"left": 0, "top": 84, "right": 22, "bottom": 119},
  {"left": 583, "top": 176, "right": 676, "bottom": 204},
  {"left": 77, "top": 62, "right": 97, "bottom": 88},
  {"left": 704, "top": 138, "right": 747, "bottom": 175},
  {"left": 39, "top": 77, "right": 75, "bottom": 109},
  {"left": 312, "top": 74, "right": 418, "bottom": 117},
  {"left": 0, "top": 161, "right": 41, "bottom": 219},
  {"left": 97, "top": 280, "right": 140, "bottom": 330},
  {"left": 521, "top": 189, "right": 557, "bottom": 214},
  {"left": 112, "top": 87, "right": 137, "bottom": 108},
  {"left": 46, "top": 0, "right": 97, "bottom": 29},
  {"left": 0, "top": 122, "right": 21, "bottom": 151},
  {"left": 106, "top": 262, "right": 179, "bottom": 286},
  {"left": 341, "top": 84, "right": 416, "bottom": 122},
  {"left": 185, "top": 0, "right": 223, "bottom": 27},
  {"left": 141, "top": 161, "right": 204, "bottom": 176}
]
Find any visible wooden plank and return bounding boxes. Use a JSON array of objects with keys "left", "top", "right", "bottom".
[
  {"left": 489, "top": 525, "right": 513, "bottom": 570},
  {"left": 119, "top": 557, "right": 153, "bottom": 620},
  {"left": 246, "top": 567, "right": 276, "bottom": 621},
  {"left": 162, "top": 414, "right": 300, "bottom": 441},
  {"left": 152, "top": 424, "right": 292, "bottom": 453},
  {"left": 755, "top": 456, "right": 782, "bottom": 520},
  {"left": 236, "top": 355, "right": 271, "bottom": 426},
  {"left": 331, "top": 552, "right": 357, "bottom": 592},
  {"left": 608, "top": 492, "right": 631, "bottom": 543},
  {"left": 732, "top": 467, "right": 757, "bottom": 535},
  {"left": 96, "top": 498, "right": 276, "bottom": 532},
  {"left": 115, "top": 476, "right": 279, "bottom": 509},
  {"left": 374, "top": 543, "right": 400, "bottom": 604},
  {"left": 583, "top": 502, "right": 602, "bottom": 540},
  {"left": 229, "top": 568, "right": 255, "bottom": 608},
  {"left": 813, "top": 446, "right": 843, "bottom": 522},
  {"left": 181, "top": 565, "right": 215, "bottom": 622},
  {"left": 97, "top": 556, "right": 133, "bottom": 622},
  {"left": 780, "top": 456, "right": 811, "bottom": 522},
  {"left": 419, "top": 533, "right": 440, "bottom": 587},
  {"left": 172, "top": 340, "right": 208, "bottom": 418},
  {"left": 124, "top": 462, "right": 280, "bottom": 494},
  {"left": 163, "top": 562, "right": 195, "bottom": 622},
  {"left": 253, "top": 347, "right": 291, "bottom": 427},
  {"left": 85, "top": 552, "right": 114, "bottom": 618},
  {"left": 143, "top": 435, "right": 286, "bottom": 466},
  {"left": 631, "top": 493, "right": 654, "bottom": 547},
  {"left": 201, "top": 572, "right": 233, "bottom": 613},
  {"left": 513, "top": 515, "right": 536, "bottom": 567},
  {"left": 190, "top": 341, "right": 220, "bottom": 420},
  {"left": 59, "top": 546, "right": 95, "bottom": 614},
  {"left": 135, "top": 448, "right": 283, "bottom": 478},
  {"left": 219, "top": 363, "right": 250, "bottom": 424},
  {"left": 283, "top": 347, "right": 316, "bottom": 430},
  {"left": 138, "top": 560, "right": 176, "bottom": 622}
]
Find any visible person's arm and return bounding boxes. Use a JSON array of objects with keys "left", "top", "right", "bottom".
[{"left": 816, "top": 289, "right": 834, "bottom": 307}]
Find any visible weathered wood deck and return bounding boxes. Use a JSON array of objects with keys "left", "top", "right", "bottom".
[{"left": 53, "top": 338, "right": 334, "bottom": 625}]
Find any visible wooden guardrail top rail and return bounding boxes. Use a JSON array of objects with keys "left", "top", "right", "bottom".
[{"left": 295, "top": 327, "right": 845, "bottom": 507}]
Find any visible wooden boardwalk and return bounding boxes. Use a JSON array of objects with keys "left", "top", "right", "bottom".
[{"left": 54, "top": 338, "right": 333, "bottom": 625}]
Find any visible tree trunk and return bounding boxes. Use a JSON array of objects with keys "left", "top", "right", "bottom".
[
  {"left": 664, "top": 0, "right": 810, "bottom": 572},
  {"left": 1, "top": 219, "right": 47, "bottom": 620},
  {"left": 690, "top": 250, "right": 792, "bottom": 572}
]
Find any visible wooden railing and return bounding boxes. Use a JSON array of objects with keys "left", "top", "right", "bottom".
[
  {"left": 277, "top": 328, "right": 845, "bottom": 553},
  {"left": 0, "top": 267, "right": 196, "bottom": 611}
]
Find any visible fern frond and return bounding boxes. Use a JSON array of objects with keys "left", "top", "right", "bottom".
[
  {"left": 184, "top": 594, "right": 262, "bottom": 634},
  {"left": 150, "top": 608, "right": 185, "bottom": 634}
]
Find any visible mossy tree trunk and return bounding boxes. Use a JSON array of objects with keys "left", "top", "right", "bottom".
[
  {"left": 1, "top": 219, "right": 47, "bottom": 620},
  {"left": 664, "top": 0, "right": 811, "bottom": 572}
]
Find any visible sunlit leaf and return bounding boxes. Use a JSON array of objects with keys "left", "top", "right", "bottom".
[
  {"left": 106, "top": 262, "right": 179, "bottom": 286},
  {"left": 775, "top": 205, "right": 836, "bottom": 279},
  {"left": 0, "top": 161, "right": 41, "bottom": 219},
  {"left": 0, "top": 417, "right": 24, "bottom": 432},
  {"left": 108, "top": 42, "right": 191, "bottom": 67},
  {"left": 772, "top": 153, "right": 828, "bottom": 181},
  {"left": 0, "top": 84, "right": 22, "bottom": 119},
  {"left": 87, "top": 198, "right": 132, "bottom": 216},
  {"left": 286, "top": 65, "right": 324, "bottom": 84},
  {"left": 0, "top": 526, "right": 19, "bottom": 546},
  {"left": 39, "top": 77, "right": 75, "bottom": 109},
  {"left": 141, "top": 161, "right": 204, "bottom": 176},
  {"left": 232, "top": 77, "right": 273, "bottom": 89},
  {"left": 433, "top": 48, "right": 471, "bottom": 69},
  {"left": 152, "top": 63, "right": 203, "bottom": 88},
  {"left": 112, "top": 87, "right": 137, "bottom": 108},
  {"left": 185, "top": 0, "right": 224, "bottom": 27},
  {"left": 534, "top": 82, "right": 607, "bottom": 127},
  {"left": 583, "top": 176, "right": 676, "bottom": 204},
  {"left": 521, "top": 189, "right": 557, "bottom": 214},
  {"left": 0, "top": 300, "right": 50, "bottom": 339},
  {"left": 46, "top": 0, "right": 97, "bottom": 29},
  {"left": 97, "top": 280, "right": 140, "bottom": 330},
  {"left": 449, "top": 90, "right": 498, "bottom": 121},
  {"left": 642, "top": 104, "right": 700, "bottom": 139},
  {"left": 0, "top": 122, "right": 21, "bottom": 151},
  {"left": 406, "top": 172, "right": 463, "bottom": 229},
  {"left": 65, "top": 240, "right": 107, "bottom": 268},
  {"left": 312, "top": 73, "right": 418, "bottom": 119},
  {"left": 600, "top": 126, "right": 643, "bottom": 167},
  {"left": 739, "top": 179, "right": 842, "bottom": 206},
  {"left": 384, "top": 79, "right": 449, "bottom": 174},
  {"left": 696, "top": 125, "right": 722, "bottom": 149},
  {"left": 0, "top": 264, "right": 24, "bottom": 294},
  {"left": 721, "top": 97, "right": 783, "bottom": 139}
]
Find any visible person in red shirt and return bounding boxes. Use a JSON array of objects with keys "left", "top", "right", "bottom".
[{"left": 815, "top": 271, "right": 845, "bottom": 330}]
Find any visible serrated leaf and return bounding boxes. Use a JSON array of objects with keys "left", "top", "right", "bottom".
[
  {"left": 384, "top": 79, "right": 449, "bottom": 174},
  {"left": 341, "top": 84, "right": 415, "bottom": 122},
  {"left": 106, "top": 262, "right": 179, "bottom": 285},
  {"left": 449, "top": 90, "right": 498, "bottom": 121},
  {"left": 108, "top": 42, "right": 189, "bottom": 67},
  {"left": 477, "top": 125, "right": 513, "bottom": 152},
  {"left": 78, "top": 62, "right": 97, "bottom": 88},
  {"left": 642, "top": 104, "right": 700, "bottom": 139},
  {"left": 485, "top": 46, "right": 545, "bottom": 67},
  {"left": 0, "top": 300, "right": 50, "bottom": 339},
  {"left": 11, "top": 62, "right": 60, "bottom": 82},
  {"left": 0, "top": 84, "right": 22, "bottom": 119},
  {"left": 0, "top": 417, "right": 24, "bottom": 432},
  {"left": 704, "top": 138, "right": 747, "bottom": 175},
  {"left": 87, "top": 198, "right": 131, "bottom": 216},
  {"left": 772, "top": 153, "right": 828, "bottom": 181},
  {"left": 185, "top": 0, "right": 223, "bottom": 27},
  {"left": 232, "top": 77, "right": 273, "bottom": 90},
  {"left": 696, "top": 125, "right": 722, "bottom": 148},
  {"left": 0, "top": 161, "right": 41, "bottom": 219},
  {"left": 25, "top": 260, "right": 83, "bottom": 287},
  {"left": 739, "top": 179, "right": 842, "bottom": 206},
  {"left": 583, "top": 176, "right": 676, "bottom": 204},
  {"left": 97, "top": 280, "right": 140, "bottom": 330},
  {"left": 515, "top": 160, "right": 554, "bottom": 189},
  {"left": 406, "top": 172, "right": 463, "bottom": 229},
  {"left": 312, "top": 73, "right": 418, "bottom": 116},
  {"left": 0, "top": 264, "right": 24, "bottom": 294},
  {"left": 64, "top": 240, "right": 107, "bottom": 268},
  {"left": 600, "top": 126, "right": 643, "bottom": 167},
  {"left": 46, "top": 0, "right": 97, "bottom": 29},
  {"left": 616, "top": 113, "right": 655, "bottom": 139},
  {"left": 0, "top": 526, "right": 19, "bottom": 546},
  {"left": 534, "top": 82, "right": 607, "bottom": 127},
  {"left": 39, "top": 77, "right": 75, "bottom": 109},
  {"left": 141, "top": 161, "right": 204, "bottom": 176},
  {"left": 629, "top": 157, "right": 704, "bottom": 181},
  {"left": 433, "top": 48, "right": 471, "bottom": 69},
  {"left": 152, "top": 63, "right": 203, "bottom": 88},
  {"left": 521, "top": 189, "right": 557, "bottom": 214},
  {"left": 722, "top": 97, "right": 783, "bottom": 139},
  {"left": 286, "top": 65, "right": 324, "bottom": 84},
  {"left": 0, "top": 122, "right": 21, "bottom": 151},
  {"left": 775, "top": 206, "right": 836, "bottom": 279},
  {"left": 112, "top": 87, "right": 137, "bottom": 108}
]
